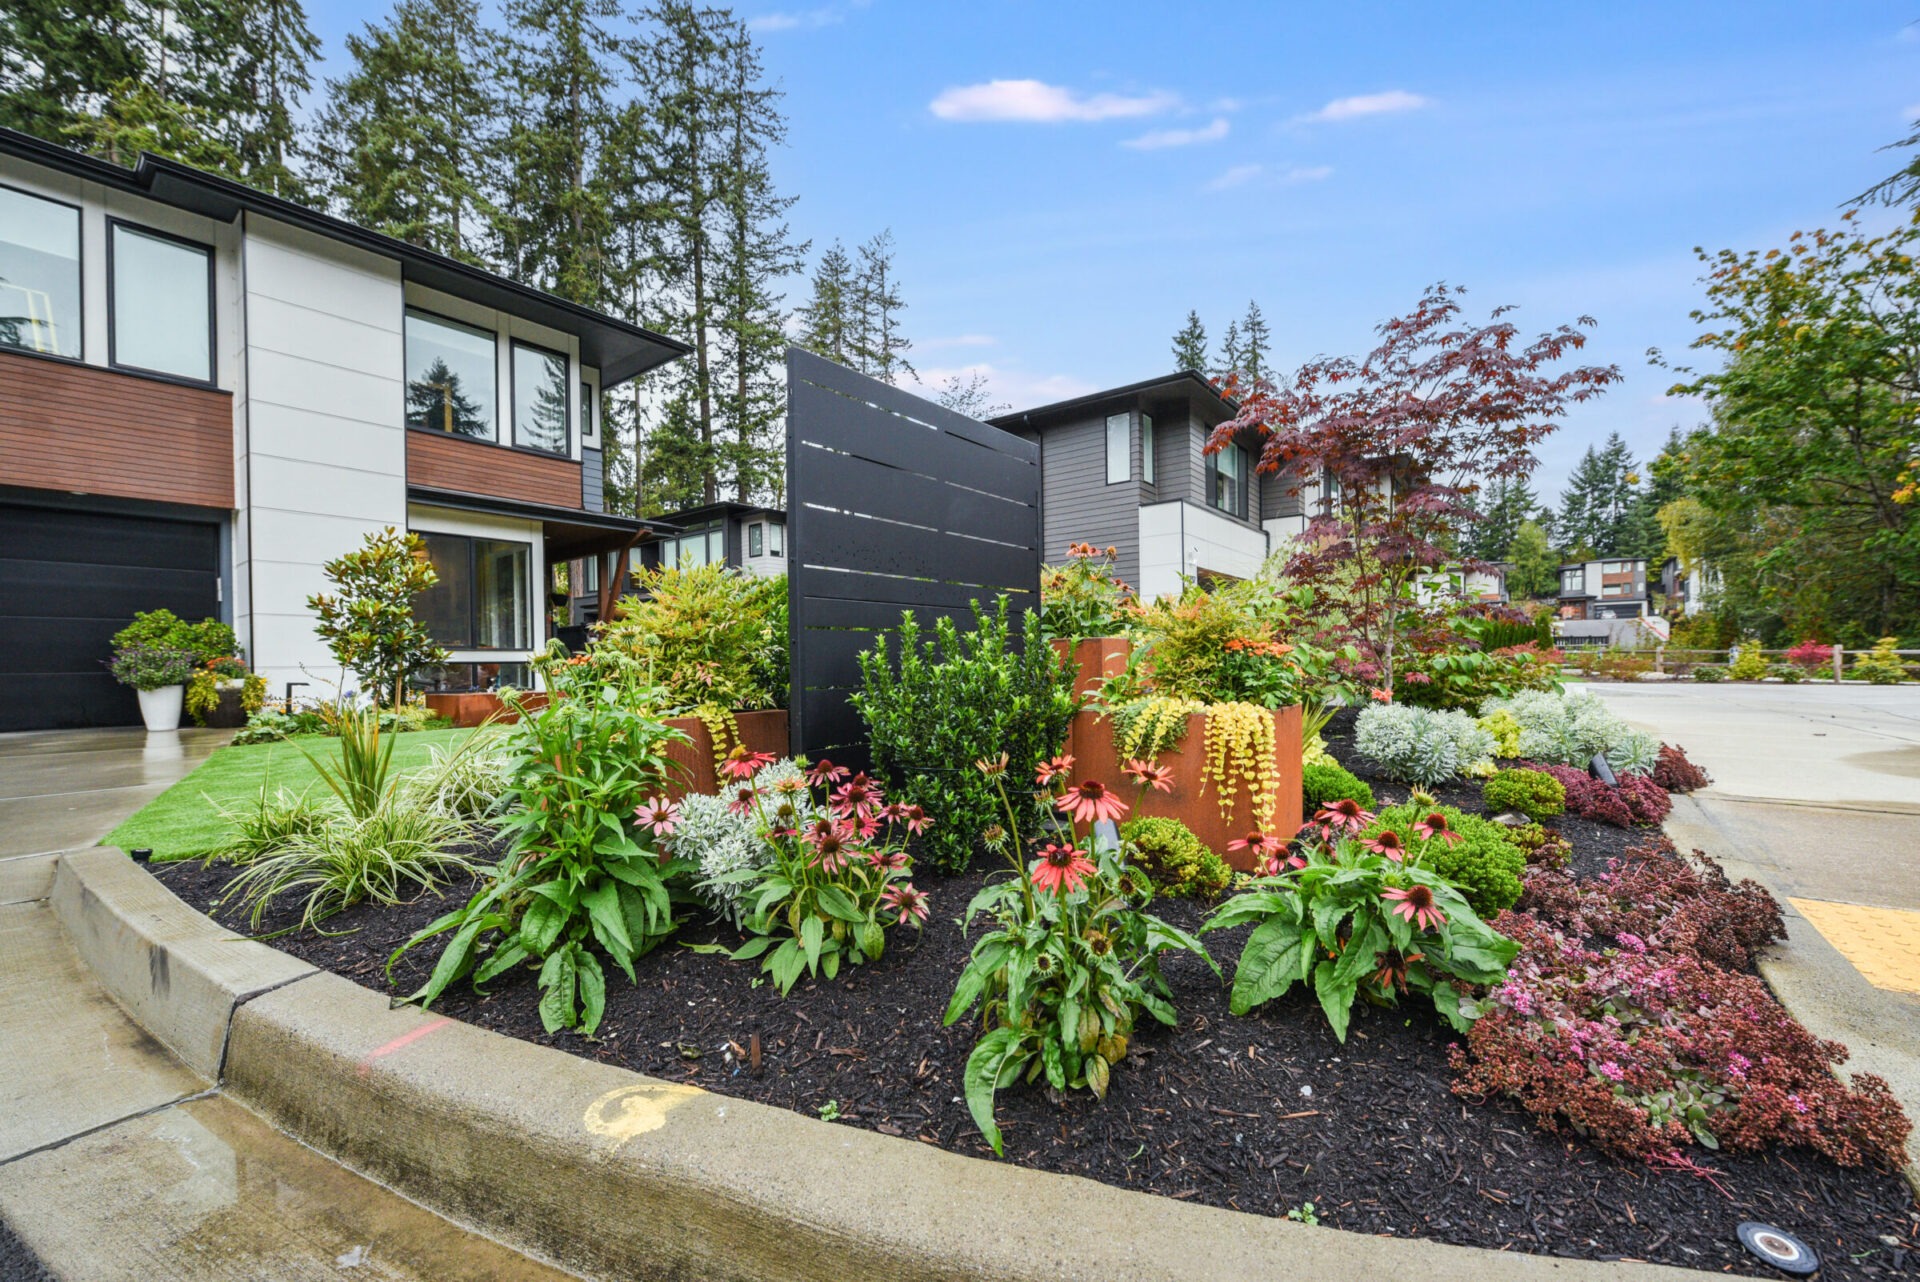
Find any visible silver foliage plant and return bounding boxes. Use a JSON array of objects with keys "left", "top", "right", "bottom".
[
  {"left": 1481, "top": 690, "right": 1660, "bottom": 775},
  {"left": 1354, "top": 703, "right": 1496, "bottom": 786},
  {"left": 680, "top": 758, "right": 816, "bottom": 926}
]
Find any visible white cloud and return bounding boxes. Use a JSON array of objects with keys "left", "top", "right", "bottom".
[
  {"left": 918, "top": 333, "right": 998, "bottom": 350},
  {"left": 1206, "top": 163, "right": 1263, "bottom": 191},
  {"left": 748, "top": 0, "right": 867, "bottom": 32},
  {"left": 1283, "top": 164, "right": 1333, "bottom": 183},
  {"left": 1903, "top": 103, "right": 1920, "bottom": 121},
  {"left": 1122, "top": 117, "right": 1229, "bottom": 150},
  {"left": 908, "top": 362, "right": 1097, "bottom": 412},
  {"left": 929, "top": 79, "right": 1177, "bottom": 124},
  {"left": 1299, "top": 89, "right": 1430, "bottom": 123}
]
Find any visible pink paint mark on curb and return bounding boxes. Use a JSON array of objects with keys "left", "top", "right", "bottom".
[{"left": 358, "top": 1017, "right": 454, "bottom": 1077}]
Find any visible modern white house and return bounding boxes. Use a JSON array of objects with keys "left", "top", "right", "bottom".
[{"left": 0, "top": 129, "right": 685, "bottom": 731}]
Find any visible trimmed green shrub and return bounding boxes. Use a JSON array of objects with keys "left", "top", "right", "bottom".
[
  {"left": 1366, "top": 803, "right": 1526, "bottom": 917},
  {"left": 1728, "top": 644, "right": 1770, "bottom": 682},
  {"left": 1302, "top": 760, "right": 1374, "bottom": 811},
  {"left": 1482, "top": 768, "right": 1566, "bottom": 821},
  {"left": 1120, "top": 816, "right": 1230, "bottom": 900},
  {"left": 1691, "top": 665, "right": 1726, "bottom": 683}
]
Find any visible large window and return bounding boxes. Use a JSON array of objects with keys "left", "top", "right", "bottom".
[
  {"left": 1207, "top": 441, "right": 1247, "bottom": 518},
  {"left": 512, "top": 340, "right": 569, "bottom": 454},
  {"left": 414, "top": 532, "right": 531, "bottom": 650},
  {"left": 0, "top": 184, "right": 81, "bottom": 359},
  {"left": 110, "top": 222, "right": 212, "bottom": 382},
  {"left": 1141, "top": 413, "right": 1155, "bottom": 485},
  {"left": 405, "top": 309, "right": 496, "bottom": 439},
  {"left": 1561, "top": 568, "right": 1586, "bottom": 595},
  {"left": 1105, "top": 411, "right": 1130, "bottom": 484},
  {"left": 652, "top": 521, "right": 725, "bottom": 569}
]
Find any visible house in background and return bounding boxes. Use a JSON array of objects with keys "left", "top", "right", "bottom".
[
  {"left": 1556, "top": 557, "right": 1650, "bottom": 621},
  {"left": 988, "top": 372, "right": 1308, "bottom": 600},
  {"left": 1660, "top": 556, "right": 1716, "bottom": 616},
  {"left": 561, "top": 501, "right": 786, "bottom": 627},
  {"left": 0, "top": 129, "right": 685, "bottom": 730},
  {"left": 1419, "top": 564, "right": 1509, "bottom": 606}
]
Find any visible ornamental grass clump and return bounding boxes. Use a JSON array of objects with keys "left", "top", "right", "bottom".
[
  {"left": 945, "top": 755, "right": 1215, "bottom": 1155},
  {"left": 1353, "top": 702, "right": 1495, "bottom": 786},
  {"left": 1201, "top": 801, "right": 1518, "bottom": 1041}
]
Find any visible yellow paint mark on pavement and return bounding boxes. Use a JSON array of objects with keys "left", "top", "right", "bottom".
[
  {"left": 583, "top": 1082, "right": 704, "bottom": 1148},
  {"left": 1789, "top": 898, "right": 1920, "bottom": 996}
]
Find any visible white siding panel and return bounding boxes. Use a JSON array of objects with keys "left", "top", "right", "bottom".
[
  {"left": 248, "top": 348, "right": 400, "bottom": 427},
  {"left": 1138, "top": 501, "right": 1270, "bottom": 602},
  {"left": 244, "top": 220, "right": 403, "bottom": 329},
  {"left": 245, "top": 293, "right": 400, "bottom": 373},
  {"left": 242, "top": 403, "right": 401, "bottom": 470},
  {"left": 250, "top": 454, "right": 403, "bottom": 523}
]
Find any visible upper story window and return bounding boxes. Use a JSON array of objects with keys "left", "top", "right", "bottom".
[
  {"left": 768, "top": 521, "right": 784, "bottom": 557},
  {"left": 1561, "top": 568, "right": 1585, "bottom": 594},
  {"left": 110, "top": 221, "right": 212, "bottom": 383},
  {"left": 1208, "top": 441, "right": 1247, "bottom": 518},
  {"left": 1141, "top": 413, "right": 1155, "bottom": 485},
  {"left": 579, "top": 379, "right": 595, "bottom": 445},
  {"left": 1105, "top": 411, "right": 1130, "bottom": 484},
  {"left": 0, "top": 184, "right": 82, "bottom": 360},
  {"left": 405, "top": 309, "right": 496, "bottom": 440},
  {"left": 511, "top": 339, "right": 569, "bottom": 455}
]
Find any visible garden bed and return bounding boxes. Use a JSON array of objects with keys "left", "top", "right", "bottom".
[{"left": 156, "top": 708, "right": 1918, "bottom": 1279}]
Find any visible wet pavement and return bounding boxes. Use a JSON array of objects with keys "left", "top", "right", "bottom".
[{"left": 0, "top": 728, "right": 227, "bottom": 859}]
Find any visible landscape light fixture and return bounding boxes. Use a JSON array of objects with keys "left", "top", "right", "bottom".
[
  {"left": 1589, "top": 753, "right": 1618, "bottom": 787},
  {"left": 1736, "top": 1222, "right": 1818, "bottom": 1275}
]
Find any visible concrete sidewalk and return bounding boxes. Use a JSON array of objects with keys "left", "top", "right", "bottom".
[
  {"left": 1586, "top": 682, "right": 1920, "bottom": 1174},
  {"left": 0, "top": 728, "right": 226, "bottom": 859}
]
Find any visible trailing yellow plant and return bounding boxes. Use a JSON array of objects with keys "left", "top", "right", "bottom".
[
  {"left": 1202, "top": 701, "right": 1276, "bottom": 831},
  {"left": 1114, "top": 695, "right": 1205, "bottom": 761},
  {"left": 693, "top": 703, "right": 742, "bottom": 774}
]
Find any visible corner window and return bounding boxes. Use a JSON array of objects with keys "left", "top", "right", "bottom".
[
  {"left": 0, "top": 184, "right": 82, "bottom": 359},
  {"left": 405, "top": 309, "right": 496, "bottom": 440},
  {"left": 1105, "top": 411, "right": 1130, "bottom": 484},
  {"left": 579, "top": 379, "right": 596, "bottom": 445},
  {"left": 768, "top": 521, "right": 784, "bottom": 557},
  {"left": 511, "top": 340, "right": 569, "bottom": 455},
  {"left": 1208, "top": 442, "right": 1246, "bottom": 518},
  {"left": 748, "top": 522, "right": 764, "bottom": 557},
  {"left": 413, "top": 532, "right": 531, "bottom": 650},
  {"left": 110, "top": 222, "right": 212, "bottom": 382},
  {"left": 654, "top": 521, "right": 725, "bottom": 569},
  {"left": 1141, "top": 413, "right": 1155, "bottom": 485}
]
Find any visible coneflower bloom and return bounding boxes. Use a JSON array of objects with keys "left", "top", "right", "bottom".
[
  {"left": 1056, "top": 778, "right": 1128, "bottom": 827},
  {"left": 1034, "top": 754, "right": 1075, "bottom": 787},
  {"left": 831, "top": 774, "right": 883, "bottom": 820},
  {"left": 902, "top": 804, "right": 931, "bottom": 835},
  {"left": 1031, "top": 843, "right": 1096, "bottom": 895},
  {"left": 1227, "top": 831, "right": 1284, "bottom": 860},
  {"left": 1316, "top": 798, "right": 1376, "bottom": 834},
  {"left": 1363, "top": 830, "right": 1409, "bottom": 861},
  {"left": 881, "top": 883, "right": 930, "bottom": 926},
  {"left": 866, "top": 847, "right": 909, "bottom": 872},
  {"left": 810, "top": 829, "right": 851, "bottom": 874},
  {"left": 726, "top": 785, "right": 758, "bottom": 817},
  {"left": 1413, "top": 811, "right": 1461, "bottom": 845},
  {"left": 974, "top": 753, "right": 1009, "bottom": 779},
  {"left": 773, "top": 776, "right": 806, "bottom": 795},
  {"left": 805, "top": 759, "right": 849, "bottom": 787},
  {"left": 1123, "top": 758, "right": 1175, "bottom": 793},
  {"left": 721, "top": 748, "right": 778, "bottom": 781},
  {"left": 1257, "top": 852, "right": 1308, "bottom": 877},
  {"left": 633, "top": 797, "right": 680, "bottom": 837},
  {"left": 1382, "top": 884, "right": 1447, "bottom": 932}
]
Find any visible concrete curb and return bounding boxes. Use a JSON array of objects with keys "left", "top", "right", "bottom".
[
  {"left": 56, "top": 849, "right": 1713, "bottom": 1282},
  {"left": 0, "top": 852, "right": 56, "bottom": 906},
  {"left": 51, "top": 849, "right": 315, "bottom": 1079}
]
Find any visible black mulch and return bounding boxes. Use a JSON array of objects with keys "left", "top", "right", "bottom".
[{"left": 155, "top": 713, "right": 1920, "bottom": 1280}]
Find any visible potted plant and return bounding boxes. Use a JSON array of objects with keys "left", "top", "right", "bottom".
[
  {"left": 110, "top": 645, "right": 199, "bottom": 731},
  {"left": 185, "top": 656, "right": 267, "bottom": 728}
]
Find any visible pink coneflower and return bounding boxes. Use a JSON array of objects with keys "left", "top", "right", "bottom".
[
  {"left": 1034, "top": 754, "right": 1075, "bottom": 787},
  {"left": 1316, "top": 798, "right": 1375, "bottom": 834},
  {"left": 902, "top": 804, "right": 931, "bottom": 835},
  {"left": 1413, "top": 811, "right": 1461, "bottom": 846},
  {"left": 1055, "top": 778, "right": 1128, "bottom": 827},
  {"left": 1031, "top": 843, "right": 1096, "bottom": 895},
  {"left": 1123, "top": 758, "right": 1175, "bottom": 793},
  {"left": 633, "top": 797, "right": 680, "bottom": 837},
  {"left": 866, "top": 847, "right": 909, "bottom": 872},
  {"left": 800, "top": 817, "right": 837, "bottom": 848},
  {"left": 844, "top": 810, "right": 881, "bottom": 841},
  {"left": 721, "top": 748, "right": 778, "bottom": 781},
  {"left": 1258, "top": 852, "right": 1308, "bottom": 876},
  {"left": 974, "top": 753, "right": 1009, "bottom": 779},
  {"left": 773, "top": 776, "right": 806, "bottom": 795},
  {"left": 726, "top": 784, "right": 758, "bottom": 817},
  {"left": 1363, "top": 830, "right": 1409, "bottom": 862},
  {"left": 1382, "top": 884, "right": 1447, "bottom": 932},
  {"left": 881, "top": 883, "right": 930, "bottom": 925},
  {"left": 805, "top": 759, "right": 849, "bottom": 787},
  {"left": 810, "top": 829, "right": 851, "bottom": 874},
  {"left": 831, "top": 773, "right": 883, "bottom": 820},
  {"left": 1227, "top": 831, "right": 1284, "bottom": 861}
]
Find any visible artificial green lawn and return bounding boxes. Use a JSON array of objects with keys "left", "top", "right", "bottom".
[{"left": 104, "top": 727, "right": 478, "bottom": 862}]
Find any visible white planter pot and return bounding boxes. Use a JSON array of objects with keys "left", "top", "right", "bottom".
[{"left": 137, "top": 684, "right": 184, "bottom": 732}]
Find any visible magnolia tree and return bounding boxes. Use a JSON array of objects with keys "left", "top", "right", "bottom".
[
  {"left": 308, "top": 527, "right": 448, "bottom": 707},
  {"left": 1211, "top": 284, "right": 1620, "bottom": 695}
]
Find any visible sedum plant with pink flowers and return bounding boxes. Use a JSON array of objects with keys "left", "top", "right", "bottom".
[
  {"left": 713, "top": 750, "right": 931, "bottom": 995},
  {"left": 945, "top": 754, "right": 1215, "bottom": 1155},
  {"left": 1201, "top": 801, "right": 1518, "bottom": 1041}
]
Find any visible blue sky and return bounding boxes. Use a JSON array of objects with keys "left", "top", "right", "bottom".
[{"left": 305, "top": 1, "right": 1920, "bottom": 498}]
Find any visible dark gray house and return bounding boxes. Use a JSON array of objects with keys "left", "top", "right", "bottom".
[
  {"left": 561, "top": 500, "right": 786, "bottom": 626},
  {"left": 987, "top": 372, "right": 1307, "bottom": 598}
]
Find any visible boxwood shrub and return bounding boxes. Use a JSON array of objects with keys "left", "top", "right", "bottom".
[
  {"left": 1302, "top": 760, "right": 1375, "bottom": 811},
  {"left": 1482, "top": 767, "right": 1566, "bottom": 820},
  {"left": 1364, "top": 803, "right": 1526, "bottom": 917},
  {"left": 1120, "top": 816, "right": 1231, "bottom": 900}
]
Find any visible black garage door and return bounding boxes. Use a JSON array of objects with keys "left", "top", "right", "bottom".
[{"left": 0, "top": 502, "right": 222, "bottom": 732}]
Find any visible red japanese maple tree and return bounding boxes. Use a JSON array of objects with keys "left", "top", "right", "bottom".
[{"left": 1209, "top": 283, "right": 1620, "bottom": 695}]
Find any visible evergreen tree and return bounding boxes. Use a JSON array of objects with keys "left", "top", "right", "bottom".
[
  {"left": 225, "top": 0, "right": 320, "bottom": 200},
  {"left": 1170, "top": 309, "right": 1208, "bottom": 373},
  {"left": 933, "top": 370, "right": 1009, "bottom": 420},
  {"left": 1238, "top": 299, "right": 1270, "bottom": 382},
  {"left": 797, "top": 240, "right": 857, "bottom": 365},
  {"left": 1466, "top": 475, "right": 1537, "bottom": 562},
  {"left": 853, "top": 228, "right": 912, "bottom": 382},
  {"left": 639, "top": 391, "right": 711, "bottom": 514},
  {"left": 0, "top": 1, "right": 143, "bottom": 143},
  {"left": 1218, "top": 318, "right": 1243, "bottom": 380},
  {"left": 313, "top": 0, "right": 494, "bottom": 261},
  {"left": 1505, "top": 519, "right": 1557, "bottom": 600}
]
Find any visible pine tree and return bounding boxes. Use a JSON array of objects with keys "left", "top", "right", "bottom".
[
  {"left": 313, "top": 0, "right": 494, "bottom": 261},
  {"left": 853, "top": 229, "right": 912, "bottom": 382},
  {"left": 1, "top": 1, "right": 144, "bottom": 142},
  {"left": 1218, "top": 318, "right": 1243, "bottom": 380},
  {"left": 1556, "top": 445, "right": 1604, "bottom": 555},
  {"left": 712, "top": 19, "right": 804, "bottom": 505},
  {"left": 797, "top": 241, "right": 857, "bottom": 365},
  {"left": 1239, "top": 299, "right": 1270, "bottom": 382},
  {"left": 225, "top": 0, "right": 320, "bottom": 200},
  {"left": 1170, "top": 310, "right": 1208, "bottom": 373},
  {"left": 1589, "top": 432, "right": 1637, "bottom": 556},
  {"left": 639, "top": 392, "right": 711, "bottom": 514}
]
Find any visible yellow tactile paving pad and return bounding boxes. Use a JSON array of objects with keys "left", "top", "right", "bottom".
[{"left": 1789, "top": 898, "right": 1920, "bottom": 996}]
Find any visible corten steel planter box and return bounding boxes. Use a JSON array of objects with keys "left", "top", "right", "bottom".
[
  {"left": 423, "top": 691, "right": 549, "bottom": 727},
  {"left": 662, "top": 708, "right": 789, "bottom": 799},
  {"left": 1049, "top": 636, "right": 1132, "bottom": 698},
  {"left": 1068, "top": 705, "right": 1303, "bottom": 871}
]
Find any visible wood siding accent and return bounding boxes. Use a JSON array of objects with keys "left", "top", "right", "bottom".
[
  {"left": 407, "top": 430, "right": 582, "bottom": 509},
  {"left": 0, "top": 352, "right": 233, "bottom": 508}
]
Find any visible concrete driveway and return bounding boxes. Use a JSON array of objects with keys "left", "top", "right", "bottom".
[
  {"left": 1584, "top": 681, "right": 1920, "bottom": 1170},
  {"left": 0, "top": 727, "right": 227, "bottom": 859}
]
